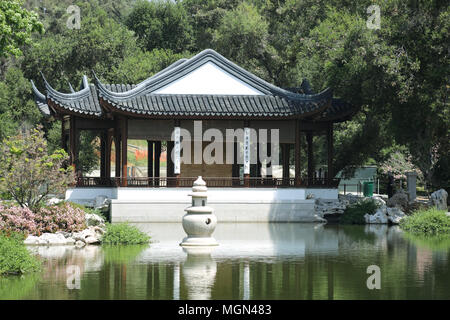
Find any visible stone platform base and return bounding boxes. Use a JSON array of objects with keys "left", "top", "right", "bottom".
[{"left": 66, "top": 187, "right": 338, "bottom": 223}]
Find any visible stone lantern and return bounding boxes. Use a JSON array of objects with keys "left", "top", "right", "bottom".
[{"left": 180, "top": 176, "right": 218, "bottom": 247}]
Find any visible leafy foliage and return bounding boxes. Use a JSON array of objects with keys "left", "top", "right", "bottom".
[
  {"left": 0, "top": 232, "right": 41, "bottom": 275},
  {"left": 101, "top": 223, "right": 150, "bottom": 245},
  {"left": 340, "top": 199, "right": 379, "bottom": 225},
  {"left": 400, "top": 208, "right": 450, "bottom": 236},
  {"left": 0, "top": 127, "right": 75, "bottom": 211},
  {"left": 0, "top": 0, "right": 43, "bottom": 57},
  {"left": 125, "top": 0, "right": 193, "bottom": 54}
]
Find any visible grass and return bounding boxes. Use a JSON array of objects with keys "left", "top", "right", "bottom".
[
  {"left": 0, "top": 232, "right": 41, "bottom": 275},
  {"left": 400, "top": 208, "right": 450, "bottom": 236},
  {"left": 340, "top": 198, "right": 379, "bottom": 225},
  {"left": 101, "top": 223, "right": 150, "bottom": 245}
]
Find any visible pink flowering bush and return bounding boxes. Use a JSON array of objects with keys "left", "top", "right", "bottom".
[
  {"left": 0, "top": 202, "right": 86, "bottom": 236},
  {"left": 35, "top": 203, "right": 86, "bottom": 234},
  {"left": 0, "top": 205, "right": 38, "bottom": 236}
]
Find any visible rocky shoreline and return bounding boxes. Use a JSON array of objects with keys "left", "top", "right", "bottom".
[{"left": 24, "top": 213, "right": 106, "bottom": 247}]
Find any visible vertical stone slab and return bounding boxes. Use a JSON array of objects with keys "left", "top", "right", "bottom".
[{"left": 406, "top": 171, "right": 417, "bottom": 202}]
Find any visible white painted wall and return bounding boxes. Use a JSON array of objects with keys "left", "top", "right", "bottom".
[{"left": 154, "top": 62, "right": 264, "bottom": 95}]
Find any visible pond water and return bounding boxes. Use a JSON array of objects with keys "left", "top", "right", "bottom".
[{"left": 1, "top": 223, "right": 450, "bottom": 300}]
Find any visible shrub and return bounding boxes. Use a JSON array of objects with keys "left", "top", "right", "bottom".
[
  {"left": 101, "top": 223, "right": 150, "bottom": 245},
  {"left": 0, "top": 127, "right": 75, "bottom": 212},
  {"left": 35, "top": 202, "right": 86, "bottom": 234},
  {"left": 400, "top": 208, "right": 450, "bottom": 235},
  {"left": 0, "top": 202, "right": 86, "bottom": 236},
  {"left": 340, "top": 199, "right": 379, "bottom": 224},
  {"left": 0, "top": 204, "right": 38, "bottom": 236},
  {"left": 0, "top": 232, "right": 41, "bottom": 275}
]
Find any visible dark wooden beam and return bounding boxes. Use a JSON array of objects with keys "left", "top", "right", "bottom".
[
  {"left": 76, "top": 119, "right": 115, "bottom": 130},
  {"left": 282, "top": 144, "right": 290, "bottom": 179},
  {"left": 298, "top": 121, "right": 329, "bottom": 131},
  {"left": 100, "top": 130, "right": 107, "bottom": 179},
  {"left": 121, "top": 117, "right": 128, "bottom": 187},
  {"left": 167, "top": 141, "right": 174, "bottom": 178},
  {"left": 327, "top": 122, "right": 334, "bottom": 185},
  {"left": 307, "top": 131, "right": 314, "bottom": 185},
  {"left": 154, "top": 141, "right": 161, "bottom": 180},
  {"left": 147, "top": 141, "right": 154, "bottom": 178},
  {"left": 69, "top": 116, "right": 77, "bottom": 170},
  {"left": 295, "top": 120, "right": 301, "bottom": 186},
  {"left": 106, "top": 129, "right": 112, "bottom": 179}
]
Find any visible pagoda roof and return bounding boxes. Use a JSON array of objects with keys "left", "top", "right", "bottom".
[{"left": 31, "top": 49, "right": 355, "bottom": 122}]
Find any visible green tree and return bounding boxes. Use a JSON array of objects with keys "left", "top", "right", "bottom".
[
  {"left": 0, "top": 0, "right": 43, "bottom": 57},
  {"left": 214, "top": 2, "right": 277, "bottom": 82},
  {"left": 0, "top": 127, "right": 74, "bottom": 212},
  {"left": 125, "top": 0, "right": 193, "bottom": 54}
]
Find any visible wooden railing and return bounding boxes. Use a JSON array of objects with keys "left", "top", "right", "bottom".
[{"left": 76, "top": 176, "right": 340, "bottom": 188}]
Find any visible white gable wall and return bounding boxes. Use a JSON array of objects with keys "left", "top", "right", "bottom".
[{"left": 153, "top": 61, "right": 264, "bottom": 95}]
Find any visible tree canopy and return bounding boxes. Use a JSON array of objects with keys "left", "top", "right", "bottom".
[{"left": 0, "top": 0, "right": 43, "bottom": 58}]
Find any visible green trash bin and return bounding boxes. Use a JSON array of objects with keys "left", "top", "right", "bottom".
[{"left": 363, "top": 181, "right": 374, "bottom": 197}]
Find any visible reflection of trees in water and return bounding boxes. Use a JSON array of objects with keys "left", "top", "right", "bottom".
[{"left": 0, "top": 273, "right": 41, "bottom": 299}]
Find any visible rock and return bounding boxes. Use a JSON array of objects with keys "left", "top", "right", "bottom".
[
  {"left": 75, "top": 240, "right": 86, "bottom": 247},
  {"left": 94, "top": 196, "right": 111, "bottom": 213},
  {"left": 386, "top": 207, "right": 406, "bottom": 224},
  {"left": 371, "top": 196, "right": 386, "bottom": 206},
  {"left": 429, "top": 189, "right": 448, "bottom": 211},
  {"left": 85, "top": 213, "right": 105, "bottom": 227},
  {"left": 84, "top": 236, "right": 101, "bottom": 244},
  {"left": 364, "top": 206, "right": 389, "bottom": 224},
  {"left": 315, "top": 198, "right": 348, "bottom": 217},
  {"left": 387, "top": 190, "right": 409, "bottom": 210},
  {"left": 313, "top": 214, "right": 327, "bottom": 223},
  {"left": 39, "top": 233, "right": 69, "bottom": 245},
  {"left": 72, "top": 226, "right": 104, "bottom": 245},
  {"left": 24, "top": 235, "right": 40, "bottom": 245},
  {"left": 338, "top": 193, "right": 361, "bottom": 205}
]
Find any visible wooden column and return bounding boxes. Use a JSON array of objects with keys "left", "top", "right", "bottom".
[
  {"left": 327, "top": 123, "right": 334, "bottom": 186},
  {"left": 266, "top": 142, "right": 272, "bottom": 178},
  {"left": 121, "top": 117, "right": 128, "bottom": 187},
  {"left": 100, "top": 130, "right": 107, "bottom": 179},
  {"left": 146, "top": 140, "right": 153, "bottom": 175},
  {"left": 69, "top": 116, "right": 77, "bottom": 171},
  {"left": 282, "top": 144, "right": 290, "bottom": 181},
  {"left": 154, "top": 141, "right": 161, "bottom": 179},
  {"left": 106, "top": 129, "right": 112, "bottom": 179},
  {"left": 294, "top": 120, "right": 301, "bottom": 186},
  {"left": 114, "top": 133, "right": 121, "bottom": 179},
  {"left": 61, "top": 118, "right": 67, "bottom": 151},
  {"left": 307, "top": 131, "right": 314, "bottom": 186},
  {"left": 167, "top": 141, "right": 174, "bottom": 185}
]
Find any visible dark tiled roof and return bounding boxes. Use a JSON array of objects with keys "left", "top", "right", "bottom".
[
  {"left": 44, "top": 76, "right": 102, "bottom": 117},
  {"left": 31, "top": 80, "right": 50, "bottom": 117},
  {"left": 31, "top": 49, "right": 355, "bottom": 121}
]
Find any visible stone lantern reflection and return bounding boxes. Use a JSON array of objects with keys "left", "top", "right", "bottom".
[
  {"left": 180, "top": 176, "right": 218, "bottom": 247},
  {"left": 182, "top": 247, "right": 217, "bottom": 300}
]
